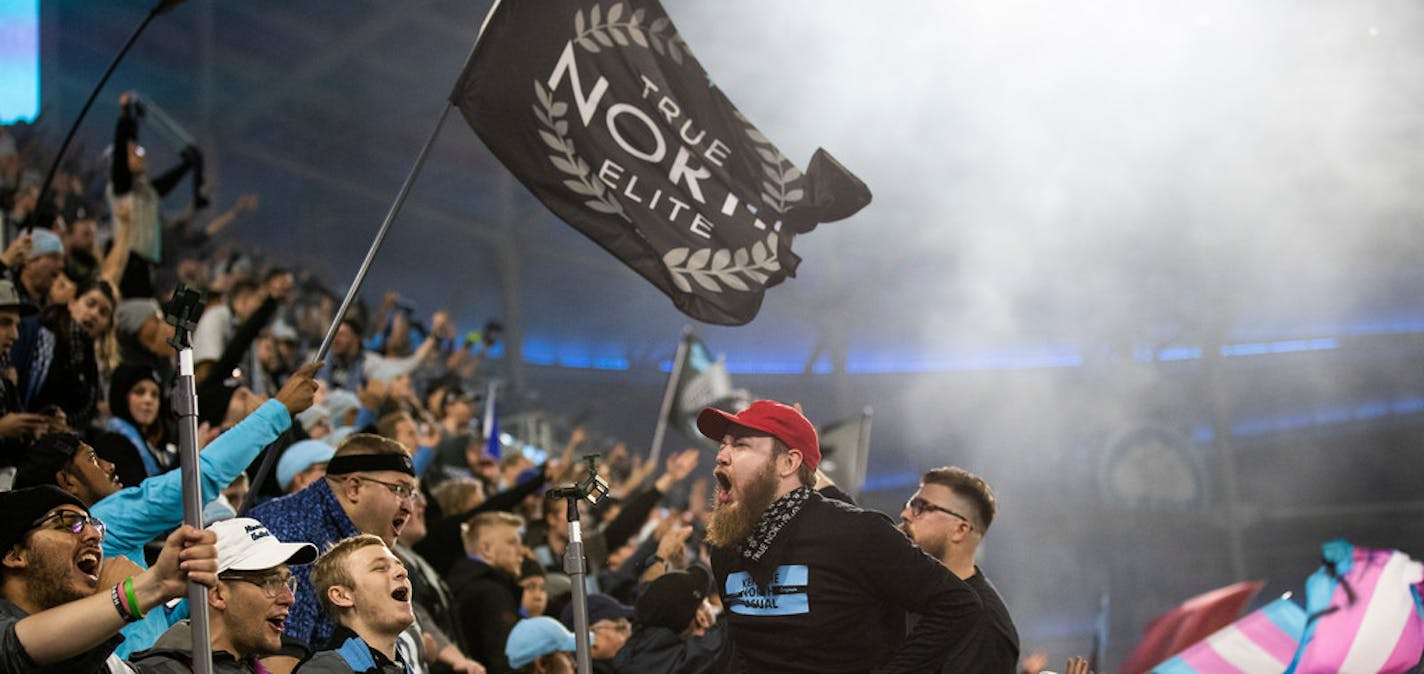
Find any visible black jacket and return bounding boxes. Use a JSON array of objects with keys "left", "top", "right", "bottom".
[
  {"left": 613, "top": 622, "right": 725, "bottom": 674},
  {"left": 709, "top": 491, "right": 983, "bottom": 673},
  {"left": 446, "top": 557, "right": 521, "bottom": 674}
]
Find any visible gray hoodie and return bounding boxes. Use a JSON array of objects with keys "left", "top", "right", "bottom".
[{"left": 127, "top": 620, "right": 262, "bottom": 674}]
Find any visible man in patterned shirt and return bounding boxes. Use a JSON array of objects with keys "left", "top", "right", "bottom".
[{"left": 250, "top": 434, "right": 415, "bottom": 674}]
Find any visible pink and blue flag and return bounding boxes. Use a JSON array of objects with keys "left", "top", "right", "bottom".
[
  {"left": 1286, "top": 540, "right": 1424, "bottom": 674},
  {"left": 1287, "top": 541, "right": 1418, "bottom": 672},
  {"left": 1150, "top": 597, "right": 1306, "bottom": 673}
]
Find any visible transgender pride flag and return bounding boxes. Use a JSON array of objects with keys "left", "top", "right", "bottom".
[
  {"left": 1151, "top": 598, "right": 1306, "bottom": 674},
  {"left": 1285, "top": 541, "right": 1424, "bottom": 674}
]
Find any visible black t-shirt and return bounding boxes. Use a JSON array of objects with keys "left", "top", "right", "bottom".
[
  {"left": 939, "top": 568, "right": 1020, "bottom": 674},
  {"left": 710, "top": 491, "right": 983, "bottom": 673}
]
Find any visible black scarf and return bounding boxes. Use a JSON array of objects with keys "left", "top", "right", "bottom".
[{"left": 740, "top": 485, "right": 813, "bottom": 562}]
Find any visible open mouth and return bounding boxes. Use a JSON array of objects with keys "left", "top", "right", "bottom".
[
  {"left": 390, "top": 586, "right": 410, "bottom": 602},
  {"left": 391, "top": 515, "right": 408, "bottom": 533},
  {"left": 266, "top": 615, "right": 286, "bottom": 632},
  {"left": 714, "top": 470, "right": 733, "bottom": 504},
  {"left": 75, "top": 549, "right": 101, "bottom": 581}
]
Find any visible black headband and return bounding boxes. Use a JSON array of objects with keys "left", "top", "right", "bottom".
[{"left": 326, "top": 454, "right": 415, "bottom": 477}]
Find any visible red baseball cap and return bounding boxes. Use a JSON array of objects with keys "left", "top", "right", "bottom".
[{"left": 696, "top": 400, "right": 821, "bottom": 470}]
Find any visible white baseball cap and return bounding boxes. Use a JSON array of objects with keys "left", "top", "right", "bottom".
[{"left": 210, "top": 517, "right": 317, "bottom": 573}]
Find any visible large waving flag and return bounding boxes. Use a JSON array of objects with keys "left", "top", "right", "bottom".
[
  {"left": 1285, "top": 540, "right": 1424, "bottom": 674},
  {"left": 1151, "top": 597, "right": 1307, "bottom": 674},
  {"left": 451, "top": 0, "right": 871, "bottom": 325},
  {"left": 1122, "top": 581, "right": 1266, "bottom": 674}
]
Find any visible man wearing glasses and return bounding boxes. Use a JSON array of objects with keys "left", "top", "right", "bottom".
[
  {"left": 10, "top": 360, "right": 321, "bottom": 659},
  {"left": 0, "top": 485, "right": 217, "bottom": 674},
  {"left": 130, "top": 517, "right": 318, "bottom": 673},
  {"left": 900, "top": 466, "right": 1020, "bottom": 674},
  {"left": 251, "top": 434, "right": 418, "bottom": 674}
]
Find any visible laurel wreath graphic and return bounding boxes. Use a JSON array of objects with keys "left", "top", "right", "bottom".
[
  {"left": 572, "top": 3, "right": 689, "bottom": 64},
  {"left": 734, "top": 110, "right": 805, "bottom": 216},
  {"left": 661, "top": 231, "right": 782, "bottom": 294},
  {"left": 533, "top": 80, "right": 627, "bottom": 219},
  {"left": 536, "top": 2, "right": 782, "bottom": 295}
]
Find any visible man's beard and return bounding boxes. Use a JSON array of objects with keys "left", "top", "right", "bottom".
[
  {"left": 705, "top": 460, "right": 781, "bottom": 548},
  {"left": 28, "top": 555, "right": 90, "bottom": 609},
  {"left": 899, "top": 522, "right": 946, "bottom": 560}
]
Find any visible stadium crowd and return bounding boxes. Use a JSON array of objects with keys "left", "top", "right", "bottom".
[{"left": 0, "top": 101, "right": 1087, "bottom": 674}]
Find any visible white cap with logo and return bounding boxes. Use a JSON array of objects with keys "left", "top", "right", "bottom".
[{"left": 210, "top": 517, "right": 318, "bottom": 573}]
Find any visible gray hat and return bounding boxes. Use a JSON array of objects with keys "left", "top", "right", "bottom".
[{"left": 0, "top": 280, "right": 37, "bottom": 316}]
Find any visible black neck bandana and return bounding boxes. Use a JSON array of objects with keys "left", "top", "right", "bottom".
[{"left": 740, "top": 485, "right": 813, "bottom": 562}]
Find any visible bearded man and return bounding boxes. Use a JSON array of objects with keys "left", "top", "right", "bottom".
[
  {"left": 899, "top": 466, "right": 1020, "bottom": 673},
  {"left": 698, "top": 400, "right": 983, "bottom": 673}
]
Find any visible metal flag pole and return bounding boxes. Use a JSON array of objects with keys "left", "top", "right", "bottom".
[
  {"left": 648, "top": 326, "right": 692, "bottom": 466},
  {"left": 29, "top": 0, "right": 187, "bottom": 233},
  {"left": 238, "top": 102, "right": 454, "bottom": 514},
  {"left": 313, "top": 103, "right": 452, "bottom": 364},
  {"left": 164, "top": 284, "right": 214, "bottom": 674},
  {"left": 133, "top": 92, "right": 198, "bottom": 147},
  {"left": 482, "top": 379, "right": 498, "bottom": 440},
  {"left": 240, "top": 9, "right": 490, "bottom": 512}
]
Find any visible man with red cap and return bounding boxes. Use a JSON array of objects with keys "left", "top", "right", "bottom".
[{"left": 697, "top": 400, "right": 983, "bottom": 673}]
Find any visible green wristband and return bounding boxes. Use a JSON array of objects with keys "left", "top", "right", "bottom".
[{"left": 123, "top": 577, "right": 145, "bottom": 620}]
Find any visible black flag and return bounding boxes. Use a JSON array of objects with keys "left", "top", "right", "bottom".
[{"left": 451, "top": 0, "right": 871, "bottom": 325}]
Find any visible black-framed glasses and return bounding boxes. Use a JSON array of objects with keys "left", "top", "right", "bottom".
[
  {"left": 355, "top": 475, "right": 417, "bottom": 502},
  {"left": 31, "top": 510, "right": 106, "bottom": 541},
  {"left": 904, "top": 497, "right": 975, "bottom": 530},
  {"left": 220, "top": 571, "right": 297, "bottom": 598}
]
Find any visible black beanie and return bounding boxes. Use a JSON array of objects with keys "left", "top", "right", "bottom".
[
  {"left": 12, "top": 433, "right": 83, "bottom": 490},
  {"left": 635, "top": 566, "right": 711, "bottom": 633},
  {"left": 108, "top": 363, "right": 162, "bottom": 427},
  {"left": 0, "top": 486, "right": 87, "bottom": 555}
]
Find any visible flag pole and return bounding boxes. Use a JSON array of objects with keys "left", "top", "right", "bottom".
[
  {"left": 312, "top": 103, "right": 453, "bottom": 363},
  {"left": 239, "top": 103, "right": 453, "bottom": 515},
  {"left": 1090, "top": 591, "right": 1109, "bottom": 671},
  {"left": 851, "top": 406, "right": 873, "bottom": 501},
  {"left": 482, "top": 379, "right": 499, "bottom": 456},
  {"left": 648, "top": 326, "right": 692, "bottom": 466},
  {"left": 28, "top": 0, "right": 183, "bottom": 234},
  {"left": 308, "top": 0, "right": 499, "bottom": 366}
]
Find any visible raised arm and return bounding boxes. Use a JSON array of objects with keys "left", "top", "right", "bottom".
[
  {"left": 9, "top": 526, "right": 215, "bottom": 666},
  {"left": 109, "top": 94, "right": 137, "bottom": 196},
  {"left": 100, "top": 201, "right": 134, "bottom": 290},
  {"left": 202, "top": 193, "right": 258, "bottom": 239}
]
